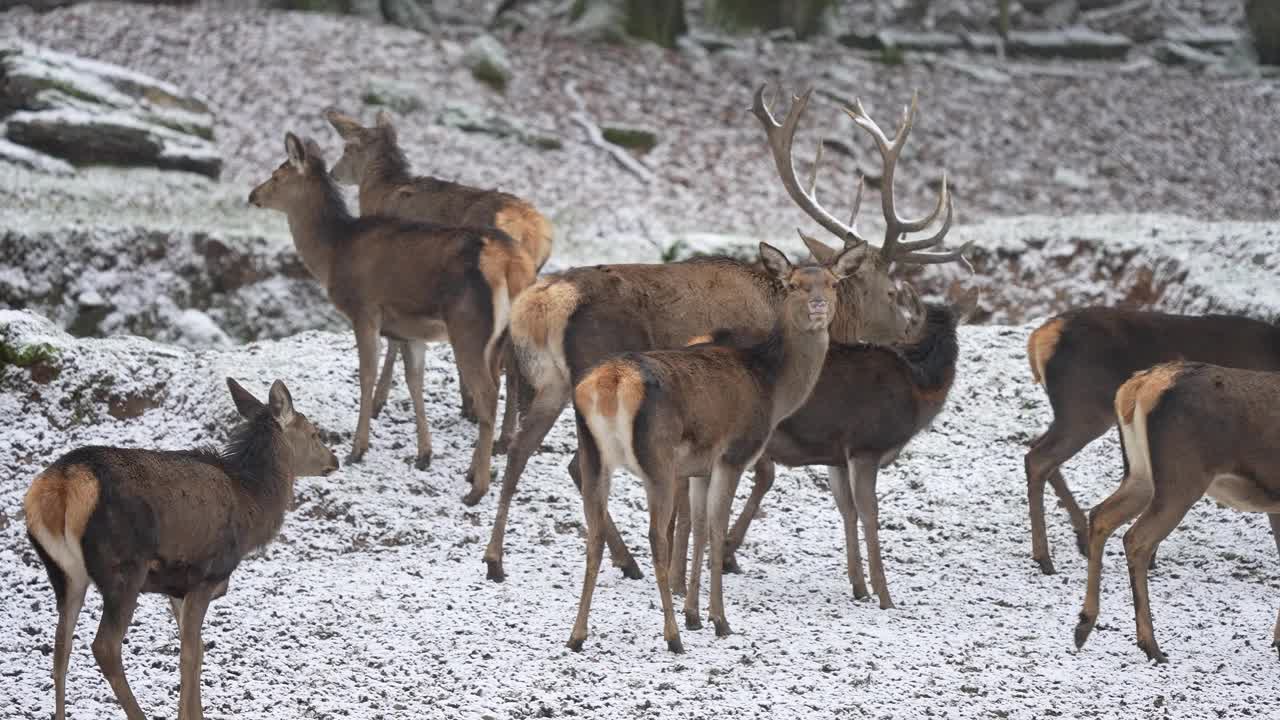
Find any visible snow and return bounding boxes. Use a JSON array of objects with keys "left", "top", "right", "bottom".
[{"left": 2, "top": 310, "right": 1278, "bottom": 719}]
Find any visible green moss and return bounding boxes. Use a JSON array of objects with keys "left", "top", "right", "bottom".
[
  {"left": 0, "top": 340, "right": 59, "bottom": 368},
  {"left": 877, "top": 44, "right": 906, "bottom": 66},
  {"left": 602, "top": 125, "right": 658, "bottom": 152}
]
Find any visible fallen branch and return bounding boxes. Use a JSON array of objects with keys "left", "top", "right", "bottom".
[{"left": 564, "top": 81, "right": 656, "bottom": 184}]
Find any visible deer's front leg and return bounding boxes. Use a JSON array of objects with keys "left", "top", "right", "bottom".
[
  {"left": 177, "top": 586, "right": 213, "bottom": 720},
  {"left": 348, "top": 316, "right": 382, "bottom": 464}
]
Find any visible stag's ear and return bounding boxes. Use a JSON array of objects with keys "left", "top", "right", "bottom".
[
  {"left": 268, "top": 380, "right": 295, "bottom": 426},
  {"left": 798, "top": 230, "right": 838, "bottom": 264},
  {"left": 375, "top": 110, "right": 397, "bottom": 141},
  {"left": 285, "top": 132, "right": 307, "bottom": 171},
  {"left": 324, "top": 108, "right": 363, "bottom": 139},
  {"left": 829, "top": 243, "right": 870, "bottom": 280},
  {"left": 758, "top": 242, "right": 793, "bottom": 283},
  {"left": 227, "top": 378, "right": 265, "bottom": 419}
]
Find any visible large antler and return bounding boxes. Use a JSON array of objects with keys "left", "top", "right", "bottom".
[
  {"left": 751, "top": 85, "right": 867, "bottom": 248},
  {"left": 843, "top": 93, "right": 969, "bottom": 266}
]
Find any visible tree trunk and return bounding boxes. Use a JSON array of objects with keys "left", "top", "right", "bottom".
[
  {"left": 704, "top": 0, "right": 834, "bottom": 39},
  {"left": 570, "top": 0, "right": 687, "bottom": 48}
]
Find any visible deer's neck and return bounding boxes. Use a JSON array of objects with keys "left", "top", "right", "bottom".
[
  {"left": 285, "top": 189, "right": 354, "bottom": 286},
  {"left": 769, "top": 323, "right": 830, "bottom": 425},
  {"left": 358, "top": 148, "right": 413, "bottom": 215},
  {"left": 220, "top": 418, "right": 296, "bottom": 549}
]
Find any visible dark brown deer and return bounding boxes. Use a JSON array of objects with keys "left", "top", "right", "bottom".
[
  {"left": 568, "top": 241, "right": 862, "bottom": 653},
  {"left": 326, "top": 108, "right": 551, "bottom": 439},
  {"left": 481, "top": 84, "right": 967, "bottom": 582},
  {"left": 23, "top": 378, "right": 337, "bottom": 720},
  {"left": 1074, "top": 362, "right": 1280, "bottom": 663},
  {"left": 674, "top": 301, "right": 960, "bottom": 618},
  {"left": 249, "top": 133, "right": 534, "bottom": 492},
  {"left": 1024, "top": 308, "right": 1280, "bottom": 575}
]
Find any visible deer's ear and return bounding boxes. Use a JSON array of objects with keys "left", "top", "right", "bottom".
[
  {"left": 758, "top": 242, "right": 793, "bottom": 283},
  {"left": 830, "top": 243, "right": 870, "bottom": 280},
  {"left": 375, "top": 110, "right": 397, "bottom": 142},
  {"left": 227, "top": 378, "right": 264, "bottom": 418},
  {"left": 268, "top": 380, "right": 295, "bottom": 426},
  {"left": 324, "top": 108, "right": 363, "bottom": 139},
  {"left": 798, "top": 231, "right": 838, "bottom": 264},
  {"left": 303, "top": 138, "right": 327, "bottom": 172},
  {"left": 285, "top": 132, "right": 307, "bottom": 171}
]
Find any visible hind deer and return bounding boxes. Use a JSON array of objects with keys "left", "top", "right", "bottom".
[
  {"left": 23, "top": 378, "right": 337, "bottom": 720},
  {"left": 325, "top": 108, "right": 551, "bottom": 446},
  {"left": 1024, "top": 308, "right": 1280, "bottom": 575},
  {"left": 482, "top": 84, "right": 968, "bottom": 582},
  {"left": 568, "top": 241, "right": 862, "bottom": 653},
  {"left": 249, "top": 133, "right": 534, "bottom": 494},
  {"left": 1073, "top": 362, "right": 1280, "bottom": 663},
  {"left": 674, "top": 299, "right": 961, "bottom": 618}
]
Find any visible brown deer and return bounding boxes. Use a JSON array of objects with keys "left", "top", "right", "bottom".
[
  {"left": 481, "top": 84, "right": 967, "bottom": 582},
  {"left": 673, "top": 84, "right": 970, "bottom": 582},
  {"left": 1074, "top": 362, "right": 1280, "bottom": 663},
  {"left": 249, "top": 132, "right": 534, "bottom": 494},
  {"left": 326, "top": 108, "right": 551, "bottom": 441},
  {"left": 23, "top": 378, "right": 338, "bottom": 720},
  {"left": 568, "top": 241, "right": 862, "bottom": 653},
  {"left": 674, "top": 300, "right": 961, "bottom": 618},
  {"left": 1024, "top": 308, "right": 1280, "bottom": 575}
]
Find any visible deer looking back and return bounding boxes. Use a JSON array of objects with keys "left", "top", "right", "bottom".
[
  {"left": 24, "top": 379, "right": 337, "bottom": 720},
  {"left": 567, "top": 242, "right": 862, "bottom": 653}
]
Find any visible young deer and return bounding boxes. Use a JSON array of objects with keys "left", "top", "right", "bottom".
[
  {"left": 568, "top": 242, "right": 861, "bottom": 653},
  {"left": 1024, "top": 308, "right": 1280, "bottom": 575},
  {"left": 1074, "top": 362, "right": 1280, "bottom": 663},
  {"left": 675, "top": 301, "right": 961, "bottom": 617},
  {"left": 326, "top": 108, "right": 551, "bottom": 438},
  {"left": 249, "top": 133, "right": 534, "bottom": 496},
  {"left": 24, "top": 379, "right": 337, "bottom": 720},
  {"left": 482, "top": 84, "right": 968, "bottom": 582}
]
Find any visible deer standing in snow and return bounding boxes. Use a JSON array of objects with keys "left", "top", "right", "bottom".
[
  {"left": 1074, "top": 361, "right": 1280, "bottom": 663},
  {"left": 24, "top": 378, "right": 337, "bottom": 720},
  {"left": 249, "top": 133, "right": 534, "bottom": 493}
]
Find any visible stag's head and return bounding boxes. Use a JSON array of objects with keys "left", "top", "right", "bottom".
[
  {"left": 248, "top": 133, "right": 331, "bottom": 212},
  {"left": 324, "top": 108, "right": 398, "bottom": 186},
  {"left": 752, "top": 85, "right": 971, "bottom": 344}
]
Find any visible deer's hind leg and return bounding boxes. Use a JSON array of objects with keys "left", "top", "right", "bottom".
[
  {"left": 348, "top": 312, "right": 383, "bottom": 464},
  {"left": 568, "top": 418, "right": 610, "bottom": 652},
  {"left": 1025, "top": 414, "right": 1110, "bottom": 575},
  {"left": 1122, "top": 485, "right": 1200, "bottom": 664},
  {"left": 92, "top": 563, "right": 148, "bottom": 720},
  {"left": 642, "top": 461, "right": 684, "bottom": 653},
  {"left": 452, "top": 303, "right": 501, "bottom": 506},
  {"left": 829, "top": 464, "right": 869, "bottom": 600},
  {"left": 569, "top": 452, "right": 643, "bottom": 580},
  {"left": 1074, "top": 467, "right": 1152, "bottom": 650},
  {"left": 402, "top": 341, "right": 434, "bottom": 470}
]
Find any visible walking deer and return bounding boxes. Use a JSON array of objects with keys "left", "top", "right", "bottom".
[
  {"left": 481, "top": 84, "right": 968, "bottom": 582},
  {"left": 325, "top": 108, "right": 552, "bottom": 442},
  {"left": 249, "top": 133, "right": 534, "bottom": 490},
  {"left": 1074, "top": 362, "right": 1280, "bottom": 663},
  {"left": 568, "top": 241, "right": 862, "bottom": 653},
  {"left": 1024, "top": 308, "right": 1280, "bottom": 575},
  {"left": 24, "top": 378, "right": 337, "bottom": 720},
  {"left": 674, "top": 300, "right": 961, "bottom": 617}
]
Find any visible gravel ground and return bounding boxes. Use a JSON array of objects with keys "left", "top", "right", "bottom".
[
  {"left": 2, "top": 310, "right": 1279, "bottom": 719},
  {"left": 3, "top": 2, "right": 1277, "bottom": 260}
]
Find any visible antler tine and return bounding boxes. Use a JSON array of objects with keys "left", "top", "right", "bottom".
[
  {"left": 896, "top": 182, "right": 953, "bottom": 252},
  {"left": 752, "top": 84, "right": 866, "bottom": 247},
  {"left": 807, "top": 140, "right": 824, "bottom": 198},
  {"left": 897, "top": 239, "right": 975, "bottom": 268},
  {"left": 847, "top": 175, "right": 865, "bottom": 247}
]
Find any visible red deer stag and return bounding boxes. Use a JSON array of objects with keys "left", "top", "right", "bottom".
[
  {"left": 675, "top": 299, "right": 961, "bottom": 618},
  {"left": 677, "top": 84, "right": 969, "bottom": 582},
  {"left": 568, "top": 241, "right": 862, "bottom": 653},
  {"left": 325, "top": 108, "right": 551, "bottom": 444},
  {"left": 481, "top": 84, "right": 967, "bottom": 582},
  {"left": 249, "top": 133, "right": 534, "bottom": 490},
  {"left": 1074, "top": 362, "right": 1280, "bottom": 663},
  {"left": 1025, "top": 309, "right": 1280, "bottom": 575},
  {"left": 24, "top": 379, "right": 337, "bottom": 720}
]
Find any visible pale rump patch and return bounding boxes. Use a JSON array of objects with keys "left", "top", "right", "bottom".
[
  {"left": 1115, "top": 362, "right": 1184, "bottom": 425},
  {"left": 685, "top": 334, "right": 713, "bottom": 347},
  {"left": 495, "top": 204, "right": 553, "bottom": 269},
  {"left": 477, "top": 240, "right": 517, "bottom": 369},
  {"left": 1026, "top": 318, "right": 1064, "bottom": 385},
  {"left": 24, "top": 465, "right": 99, "bottom": 584},
  {"left": 574, "top": 362, "right": 645, "bottom": 420},
  {"left": 510, "top": 280, "right": 579, "bottom": 350}
]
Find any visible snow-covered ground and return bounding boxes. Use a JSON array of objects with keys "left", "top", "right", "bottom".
[{"left": 2, "top": 310, "right": 1278, "bottom": 719}]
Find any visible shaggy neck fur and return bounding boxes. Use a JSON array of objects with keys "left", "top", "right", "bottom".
[
  {"left": 285, "top": 169, "right": 355, "bottom": 285},
  {"left": 358, "top": 137, "right": 413, "bottom": 213},
  {"left": 216, "top": 409, "right": 293, "bottom": 547},
  {"left": 896, "top": 304, "right": 959, "bottom": 390}
]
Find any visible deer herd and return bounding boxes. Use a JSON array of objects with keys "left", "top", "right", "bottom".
[{"left": 19, "top": 83, "right": 1280, "bottom": 718}]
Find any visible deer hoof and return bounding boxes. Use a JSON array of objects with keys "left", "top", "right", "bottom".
[
  {"left": 1036, "top": 556, "right": 1057, "bottom": 576},
  {"left": 1073, "top": 613, "right": 1096, "bottom": 649},
  {"left": 667, "top": 637, "right": 685, "bottom": 654},
  {"left": 345, "top": 448, "right": 366, "bottom": 465},
  {"left": 684, "top": 612, "right": 703, "bottom": 631},
  {"left": 712, "top": 618, "right": 732, "bottom": 638},
  {"left": 567, "top": 636, "right": 586, "bottom": 652},
  {"left": 462, "top": 487, "right": 485, "bottom": 507},
  {"left": 461, "top": 406, "right": 479, "bottom": 424},
  {"left": 879, "top": 597, "right": 896, "bottom": 610},
  {"left": 414, "top": 452, "right": 432, "bottom": 471},
  {"left": 723, "top": 554, "right": 743, "bottom": 574},
  {"left": 485, "top": 560, "right": 506, "bottom": 583},
  {"left": 669, "top": 577, "right": 686, "bottom": 596},
  {"left": 1141, "top": 643, "right": 1168, "bottom": 664},
  {"left": 853, "top": 586, "right": 870, "bottom": 601},
  {"left": 618, "top": 559, "right": 644, "bottom": 580},
  {"left": 493, "top": 436, "right": 511, "bottom": 456}
]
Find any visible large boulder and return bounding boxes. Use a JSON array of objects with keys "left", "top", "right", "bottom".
[{"left": 0, "top": 43, "right": 221, "bottom": 177}]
